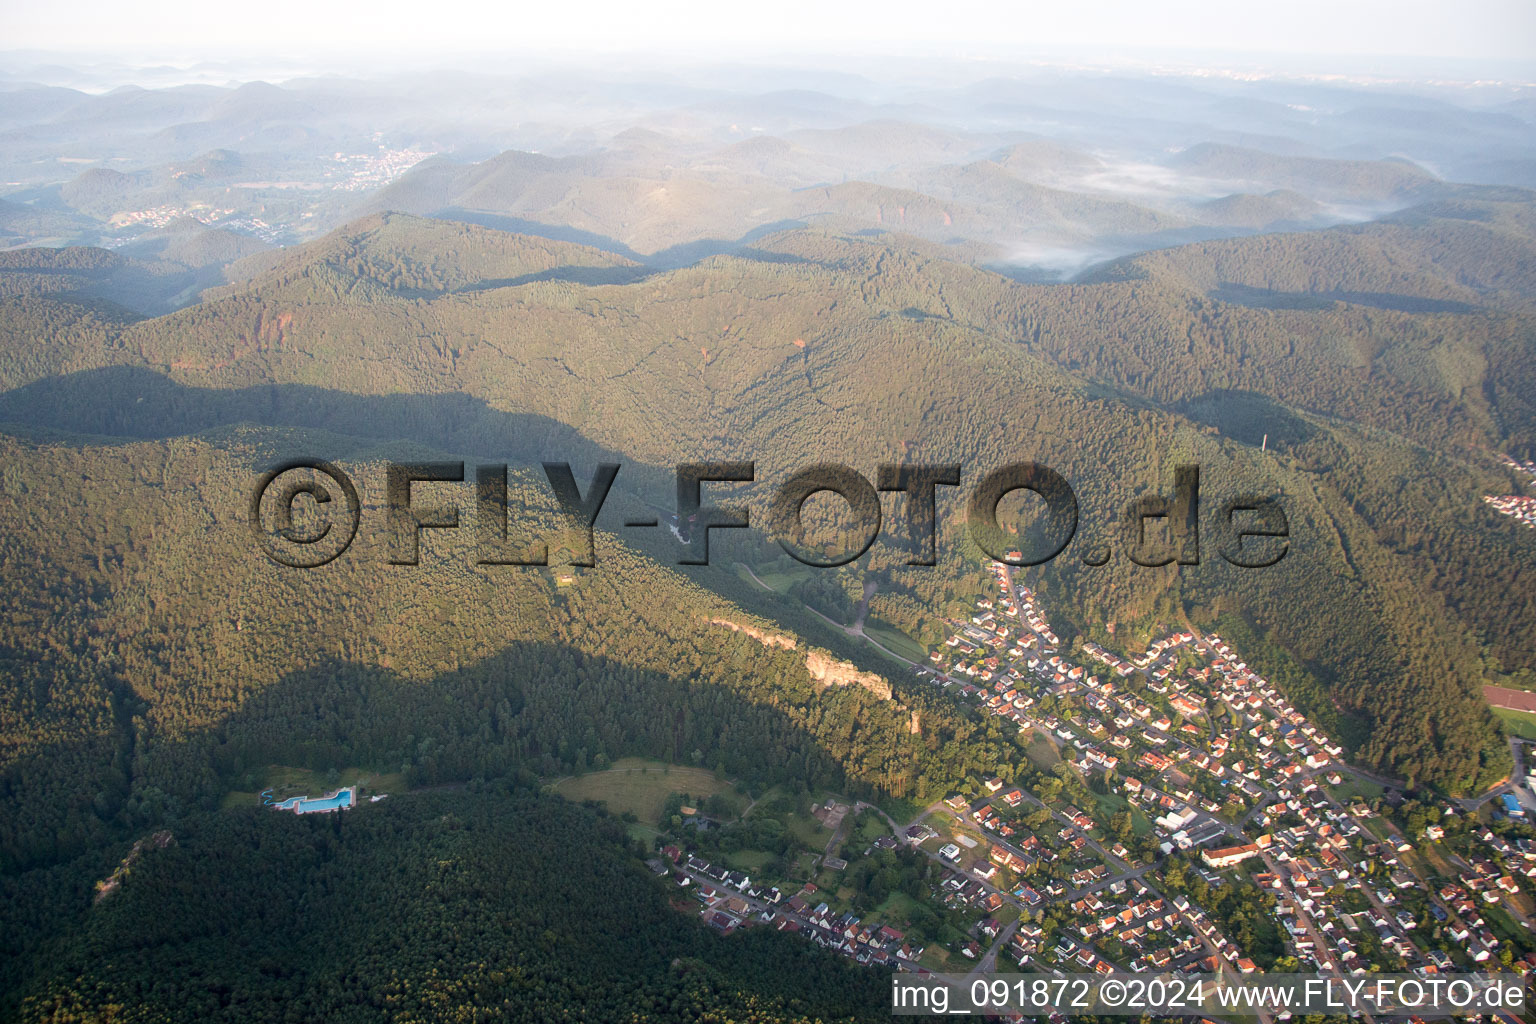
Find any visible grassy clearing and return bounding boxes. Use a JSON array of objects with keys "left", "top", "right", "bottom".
[
  {"left": 1325, "top": 772, "right": 1386, "bottom": 804},
  {"left": 1397, "top": 848, "right": 1439, "bottom": 882},
  {"left": 741, "top": 784, "right": 787, "bottom": 819},
  {"left": 1363, "top": 816, "right": 1395, "bottom": 843},
  {"left": 874, "top": 891, "right": 924, "bottom": 928},
  {"left": 1481, "top": 902, "right": 1529, "bottom": 949},
  {"left": 773, "top": 799, "right": 838, "bottom": 847},
  {"left": 722, "top": 849, "right": 776, "bottom": 874},
  {"left": 849, "top": 812, "right": 887, "bottom": 847},
  {"left": 1414, "top": 842, "right": 1457, "bottom": 879},
  {"left": 737, "top": 558, "right": 815, "bottom": 594},
  {"left": 552, "top": 757, "right": 740, "bottom": 825},
  {"left": 1494, "top": 706, "right": 1536, "bottom": 742},
  {"left": 917, "top": 945, "right": 952, "bottom": 971},
  {"left": 222, "top": 765, "right": 405, "bottom": 809},
  {"left": 1088, "top": 790, "right": 1130, "bottom": 824},
  {"left": 1024, "top": 733, "right": 1061, "bottom": 770},
  {"left": 626, "top": 822, "right": 661, "bottom": 844},
  {"left": 783, "top": 814, "right": 832, "bottom": 848},
  {"left": 863, "top": 619, "right": 929, "bottom": 664}
]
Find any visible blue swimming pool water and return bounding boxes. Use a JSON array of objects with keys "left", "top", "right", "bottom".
[{"left": 271, "top": 788, "right": 354, "bottom": 813}]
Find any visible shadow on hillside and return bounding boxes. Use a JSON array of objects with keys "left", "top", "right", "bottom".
[
  {"left": 431, "top": 208, "right": 820, "bottom": 271},
  {"left": 0, "top": 638, "right": 893, "bottom": 1017},
  {"left": 645, "top": 220, "right": 815, "bottom": 269},
  {"left": 431, "top": 208, "right": 647, "bottom": 261},
  {"left": 0, "top": 365, "right": 899, "bottom": 675},
  {"left": 452, "top": 263, "right": 656, "bottom": 291},
  {"left": 0, "top": 260, "right": 196, "bottom": 317},
  {"left": 1176, "top": 388, "right": 1318, "bottom": 449},
  {"left": 1209, "top": 282, "right": 1477, "bottom": 313},
  {"left": 0, "top": 627, "right": 875, "bottom": 879},
  {"left": 206, "top": 641, "right": 845, "bottom": 802},
  {"left": 0, "top": 364, "right": 695, "bottom": 532},
  {"left": 0, "top": 365, "right": 628, "bottom": 459},
  {"left": 0, "top": 379, "right": 926, "bottom": 879}
]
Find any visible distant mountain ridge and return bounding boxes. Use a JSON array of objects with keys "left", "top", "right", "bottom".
[{"left": 1167, "top": 141, "right": 1440, "bottom": 201}]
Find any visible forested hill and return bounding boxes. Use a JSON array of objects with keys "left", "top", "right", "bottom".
[
  {"left": 1, "top": 196, "right": 1534, "bottom": 1010},
  {"left": 0, "top": 435, "right": 1002, "bottom": 875},
  {"left": 0, "top": 430, "right": 1031, "bottom": 1016},
  {"left": 1093, "top": 189, "right": 1536, "bottom": 316},
  {"left": 11, "top": 790, "right": 892, "bottom": 1023},
  {"left": 3, "top": 62, "right": 1533, "bottom": 1024},
  {"left": 0, "top": 207, "right": 1530, "bottom": 794}
]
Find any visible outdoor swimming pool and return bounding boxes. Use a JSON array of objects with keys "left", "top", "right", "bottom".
[{"left": 263, "top": 787, "right": 355, "bottom": 814}]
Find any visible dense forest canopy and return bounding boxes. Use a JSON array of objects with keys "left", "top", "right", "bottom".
[
  {"left": 1, "top": 66, "right": 1534, "bottom": 1015},
  {"left": 1, "top": 205, "right": 1529, "bottom": 801}
]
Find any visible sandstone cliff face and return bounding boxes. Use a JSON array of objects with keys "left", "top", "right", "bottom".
[
  {"left": 708, "top": 617, "right": 893, "bottom": 701},
  {"left": 803, "top": 648, "right": 893, "bottom": 701},
  {"left": 708, "top": 617, "right": 796, "bottom": 650}
]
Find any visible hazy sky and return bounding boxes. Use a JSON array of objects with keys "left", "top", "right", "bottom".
[{"left": 4, "top": 0, "right": 1535, "bottom": 63}]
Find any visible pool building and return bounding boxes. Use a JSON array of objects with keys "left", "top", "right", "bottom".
[{"left": 266, "top": 786, "right": 356, "bottom": 814}]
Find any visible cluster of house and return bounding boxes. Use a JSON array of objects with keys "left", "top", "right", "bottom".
[
  {"left": 935, "top": 863, "right": 1009, "bottom": 920},
  {"left": 663, "top": 846, "right": 928, "bottom": 966},
  {"left": 1433, "top": 880, "right": 1508, "bottom": 964},
  {"left": 782, "top": 889, "right": 927, "bottom": 966},
  {"left": 1061, "top": 883, "right": 1253, "bottom": 975},
  {"left": 932, "top": 778, "right": 1263, "bottom": 973},
  {"left": 914, "top": 563, "right": 1536, "bottom": 977},
  {"left": 929, "top": 571, "right": 1364, "bottom": 877},
  {"left": 670, "top": 848, "right": 768, "bottom": 923},
  {"left": 932, "top": 565, "right": 1347, "bottom": 827},
  {"left": 1470, "top": 828, "right": 1536, "bottom": 885},
  {"left": 1271, "top": 869, "right": 1391, "bottom": 968},
  {"left": 1485, "top": 454, "right": 1536, "bottom": 530},
  {"left": 1499, "top": 453, "right": 1536, "bottom": 480},
  {"left": 324, "top": 144, "right": 437, "bottom": 192},
  {"left": 1249, "top": 810, "right": 1521, "bottom": 972},
  {"left": 1452, "top": 835, "right": 1536, "bottom": 935},
  {"left": 1007, "top": 891, "right": 1245, "bottom": 979},
  {"left": 663, "top": 553, "right": 1536, "bottom": 981},
  {"left": 1485, "top": 493, "right": 1536, "bottom": 529}
]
